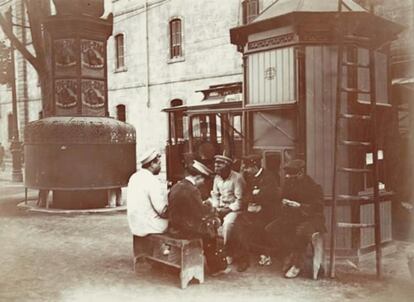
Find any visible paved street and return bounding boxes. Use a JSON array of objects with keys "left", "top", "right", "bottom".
[{"left": 0, "top": 163, "right": 413, "bottom": 302}]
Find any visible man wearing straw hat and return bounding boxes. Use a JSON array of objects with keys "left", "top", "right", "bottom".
[{"left": 127, "top": 148, "right": 168, "bottom": 237}]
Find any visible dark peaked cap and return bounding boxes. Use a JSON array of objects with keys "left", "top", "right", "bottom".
[
  {"left": 283, "top": 159, "right": 305, "bottom": 172},
  {"left": 242, "top": 154, "right": 262, "bottom": 166}
]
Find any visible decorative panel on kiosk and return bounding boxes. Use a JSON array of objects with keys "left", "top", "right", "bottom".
[
  {"left": 54, "top": 39, "right": 77, "bottom": 77},
  {"left": 55, "top": 79, "right": 79, "bottom": 116},
  {"left": 81, "top": 79, "right": 105, "bottom": 116},
  {"left": 247, "top": 47, "right": 295, "bottom": 105},
  {"left": 81, "top": 40, "right": 105, "bottom": 78}
]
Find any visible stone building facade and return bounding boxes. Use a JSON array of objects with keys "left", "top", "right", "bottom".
[{"left": 107, "top": 0, "right": 275, "bottom": 162}]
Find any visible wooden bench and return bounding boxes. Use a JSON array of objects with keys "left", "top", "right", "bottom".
[
  {"left": 310, "top": 232, "right": 326, "bottom": 280},
  {"left": 133, "top": 234, "right": 204, "bottom": 289},
  {"left": 249, "top": 231, "right": 326, "bottom": 280}
]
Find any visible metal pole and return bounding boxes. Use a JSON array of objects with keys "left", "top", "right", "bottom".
[
  {"left": 7, "top": 8, "right": 23, "bottom": 183},
  {"left": 369, "top": 42, "right": 382, "bottom": 279}
]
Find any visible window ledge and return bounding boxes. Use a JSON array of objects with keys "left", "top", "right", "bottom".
[
  {"left": 357, "top": 100, "right": 392, "bottom": 108},
  {"left": 168, "top": 56, "right": 185, "bottom": 64},
  {"left": 114, "top": 67, "right": 128, "bottom": 73}
]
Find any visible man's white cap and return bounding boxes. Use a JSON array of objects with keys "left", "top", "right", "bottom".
[
  {"left": 139, "top": 148, "right": 160, "bottom": 166},
  {"left": 192, "top": 160, "right": 213, "bottom": 177}
]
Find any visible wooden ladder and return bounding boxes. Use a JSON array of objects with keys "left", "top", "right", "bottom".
[{"left": 329, "top": 0, "right": 383, "bottom": 278}]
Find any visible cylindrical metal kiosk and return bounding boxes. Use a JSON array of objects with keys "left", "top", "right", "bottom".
[{"left": 24, "top": 0, "right": 136, "bottom": 209}]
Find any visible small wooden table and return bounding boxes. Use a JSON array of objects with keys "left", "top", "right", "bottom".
[{"left": 133, "top": 234, "right": 204, "bottom": 289}]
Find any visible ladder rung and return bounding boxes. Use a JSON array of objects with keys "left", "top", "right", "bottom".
[
  {"left": 337, "top": 222, "right": 375, "bottom": 228},
  {"left": 337, "top": 194, "right": 373, "bottom": 201},
  {"left": 341, "top": 87, "right": 370, "bottom": 94},
  {"left": 342, "top": 61, "right": 370, "bottom": 68},
  {"left": 344, "top": 35, "right": 370, "bottom": 43},
  {"left": 340, "top": 113, "right": 371, "bottom": 121},
  {"left": 340, "top": 140, "right": 372, "bottom": 147},
  {"left": 338, "top": 167, "right": 371, "bottom": 173}
]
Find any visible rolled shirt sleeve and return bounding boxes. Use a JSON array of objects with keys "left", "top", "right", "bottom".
[{"left": 148, "top": 177, "right": 168, "bottom": 216}]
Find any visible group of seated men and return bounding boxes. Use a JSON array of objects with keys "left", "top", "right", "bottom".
[{"left": 127, "top": 148, "right": 325, "bottom": 279}]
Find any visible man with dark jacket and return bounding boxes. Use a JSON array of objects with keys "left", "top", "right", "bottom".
[
  {"left": 265, "top": 159, "right": 325, "bottom": 278},
  {"left": 168, "top": 160, "right": 229, "bottom": 275},
  {"left": 231, "top": 154, "right": 281, "bottom": 272}
]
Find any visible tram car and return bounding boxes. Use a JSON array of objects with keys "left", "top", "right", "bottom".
[{"left": 164, "top": 82, "right": 245, "bottom": 185}]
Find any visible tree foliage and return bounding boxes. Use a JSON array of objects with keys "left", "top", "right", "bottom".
[{"left": 0, "top": 0, "right": 51, "bottom": 114}]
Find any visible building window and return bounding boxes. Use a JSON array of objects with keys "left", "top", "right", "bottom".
[
  {"left": 115, "top": 34, "right": 125, "bottom": 70},
  {"left": 242, "top": 0, "right": 259, "bottom": 24},
  {"left": 169, "top": 18, "right": 182, "bottom": 59},
  {"left": 116, "top": 104, "right": 126, "bottom": 122}
]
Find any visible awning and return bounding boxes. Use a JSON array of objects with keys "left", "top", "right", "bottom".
[
  {"left": 392, "top": 77, "right": 414, "bottom": 104},
  {"left": 392, "top": 77, "right": 414, "bottom": 88},
  {"left": 163, "top": 100, "right": 242, "bottom": 113}
]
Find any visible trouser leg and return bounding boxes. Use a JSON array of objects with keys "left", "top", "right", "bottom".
[
  {"left": 222, "top": 212, "right": 240, "bottom": 256},
  {"left": 290, "top": 221, "right": 317, "bottom": 268}
]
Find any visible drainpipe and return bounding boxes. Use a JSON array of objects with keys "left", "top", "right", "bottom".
[{"left": 145, "top": 1, "right": 150, "bottom": 108}]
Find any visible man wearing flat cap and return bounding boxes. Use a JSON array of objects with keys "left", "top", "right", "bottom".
[
  {"left": 265, "top": 159, "right": 325, "bottom": 278},
  {"left": 210, "top": 153, "right": 246, "bottom": 264},
  {"left": 230, "top": 153, "right": 281, "bottom": 272},
  {"left": 127, "top": 148, "right": 168, "bottom": 237},
  {"left": 168, "top": 160, "right": 229, "bottom": 275}
]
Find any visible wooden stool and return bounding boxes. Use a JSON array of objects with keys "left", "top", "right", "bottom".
[{"left": 133, "top": 234, "right": 204, "bottom": 289}]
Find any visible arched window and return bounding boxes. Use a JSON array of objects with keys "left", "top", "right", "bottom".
[
  {"left": 115, "top": 33, "right": 125, "bottom": 69},
  {"left": 242, "top": 0, "right": 259, "bottom": 24},
  {"left": 116, "top": 104, "right": 126, "bottom": 122},
  {"left": 169, "top": 18, "right": 182, "bottom": 59},
  {"left": 170, "top": 99, "right": 183, "bottom": 107}
]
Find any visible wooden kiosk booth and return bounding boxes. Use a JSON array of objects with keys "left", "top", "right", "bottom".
[
  {"left": 229, "top": 0, "right": 402, "bottom": 263},
  {"left": 164, "top": 0, "right": 403, "bottom": 264}
]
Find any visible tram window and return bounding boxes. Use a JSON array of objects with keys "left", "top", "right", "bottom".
[
  {"left": 232, "top": 114, "right": 242, "bottom": 139},
  {"left": 170, "top": 99, "right": 184, "bottom": 141},
  {"left": 214, "top": 115, "right": 222, "bottom": 144},
  {"left": 182, "top": 115, "right": 189, "bottom": 140},
  {"left": 192, "top": 116, "right": 200, "bottom": 137}
]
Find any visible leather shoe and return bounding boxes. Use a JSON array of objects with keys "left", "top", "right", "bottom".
[{"left": 237, "top": 260, "right": 250, "bottom": 272}]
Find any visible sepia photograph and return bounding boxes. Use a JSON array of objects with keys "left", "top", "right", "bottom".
[{"left": 0, "top": 0, "right": 413, "bottom": 301}]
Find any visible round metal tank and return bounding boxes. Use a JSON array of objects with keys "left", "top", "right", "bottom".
[{"left": 24, "top": 116, "right": 136, "bottom": 191}]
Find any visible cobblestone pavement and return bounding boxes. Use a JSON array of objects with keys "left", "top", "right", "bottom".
[{"left": 0, "top": 166, "right": 413, "bottom": 302}]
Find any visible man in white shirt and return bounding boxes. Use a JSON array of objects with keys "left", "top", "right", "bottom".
[{"left": 127, "top": 148, "right": 168, "bottom": 237}]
